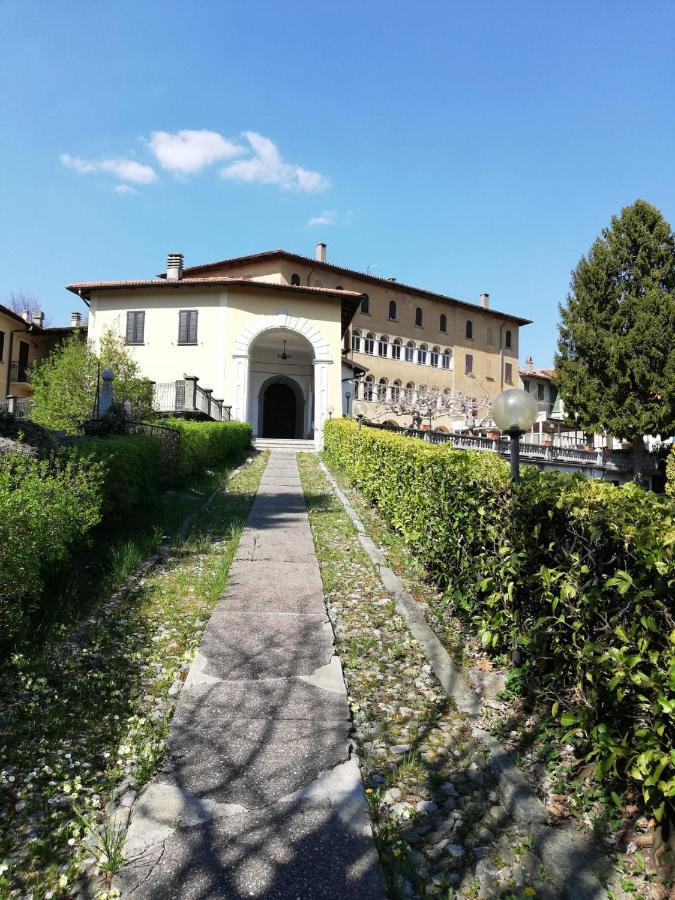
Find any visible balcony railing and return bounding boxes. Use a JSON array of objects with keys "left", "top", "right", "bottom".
[
  {"left": 9, "top": 361, "right": 29, "bottom": 383},
  {"left": 152, "top": 376, "right": 231, "bottom": 421}
]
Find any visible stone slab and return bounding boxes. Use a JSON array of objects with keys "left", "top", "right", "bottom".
[
  {"left": 118, "top": 796, "right": 384, "bottom": 899},
  {"left": 235, "top": 529, "right": 317, "bottom": 562},
  {"left": 196, "top": 614, "right": 335, "bottom": 678},
  {"left": 164, "top": 716, "right": 351, "bottom": 806},
  {"left": 219, "top": 560, "right": 327, "bottom": 615}
]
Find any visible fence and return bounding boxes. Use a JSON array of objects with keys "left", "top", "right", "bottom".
[
  {"left": 364, "top": 421, "right": 640, "bottom": 473},
  {"left": 130, "top": 421, "right": 181, "bottom": 480},
  {"left": 0, "top": 396, "right": 34, "bottom": 419},
  {"left": 152, "top": 377, "right": 231, "bottom": 421}
]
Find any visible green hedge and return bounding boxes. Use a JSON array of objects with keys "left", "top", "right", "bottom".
[
  {"left": 68, "top": 434, "right": 162, "bottom": 523},
  {"left": 164, "top": 419, "right": 252, "bottom": 479},
  {"left": 324, "top": 419, "right": 675, "bottom": 823},
  {"left": 667, "top": 445, "right": 675, "bottom": 499},
  {"left": 0, "top": 452, "right": 102, "bottom": 642}
]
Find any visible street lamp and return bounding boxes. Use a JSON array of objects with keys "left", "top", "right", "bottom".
[
  {"left": 353, "top": 402, "right": 365, "bottom": 431},
  {"left": 492, "top": 389, "right": 538, "bottom": 482}
]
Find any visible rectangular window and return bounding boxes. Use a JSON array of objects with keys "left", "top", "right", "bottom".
[
  {"left": 465, "top": 353, "right": 473, "bottom": 374},
  {"left": 0, "top": 330, "right": 4, "bottom": 361},
  {"left": 125, "top": 311, "right": 145, "bottom": 345},
  {"left": 178, "top": 310, "right": 198, "bottom": 345},
  {"left": 523, "top": 379, "right": 530, "bottom": 393},
  {"left": 537, "top": 383, "right": 545, "bottom": 401},
  {"left": 505, "top": 362, "right": 513, "bottom": 383}
]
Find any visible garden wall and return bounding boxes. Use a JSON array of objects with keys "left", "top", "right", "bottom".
[{"left": 324, "top": 419, "right": 675, "bottom": 823}]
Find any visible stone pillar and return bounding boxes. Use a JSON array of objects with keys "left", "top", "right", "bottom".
[
  {"left": 313, "top": 359, "right": 331, "bottom": 451},
  {"left": 98, "top": 369, "right": 114, "bottom": 416},
  {"left": 184, "top": 375, "right": 199, "bottom": 412},
  {"left": 231, "top": 355, "right": 249, "bottom": 423}
]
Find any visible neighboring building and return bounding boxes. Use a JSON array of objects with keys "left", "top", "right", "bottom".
[{"left": 0, "top": 306, "right": 86, "bottom": 404}]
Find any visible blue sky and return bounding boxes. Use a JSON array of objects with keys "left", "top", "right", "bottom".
[{"left": 2, "top": 0, "right": 674, "bottom": 365}]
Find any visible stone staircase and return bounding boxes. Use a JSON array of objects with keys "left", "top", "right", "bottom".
[{"left": 253, "top": 438, "right": 316, "bottom": 452}]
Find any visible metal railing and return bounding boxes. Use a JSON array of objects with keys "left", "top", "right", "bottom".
[
  {"left": 8, "top": 361, "right": 29, "bottom": 383},
  {"left": 364, "top": 422, "right": 645, "bottom": 473},
  {"left": 0, "top": 396, "right": 34, "bottom": 419},
  {"left": 152, "top": 376, "right": 231, "bottom": 421}
]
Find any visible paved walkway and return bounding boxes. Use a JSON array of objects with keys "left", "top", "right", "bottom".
[{"left": 117, "top": 452, "right": 384, "bottom": 899}]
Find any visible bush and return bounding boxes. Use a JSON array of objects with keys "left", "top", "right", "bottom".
[
  {"left": 667, "top": 445, "right": 675, "bottom": 499},
  {"left": 67, "top": 434, "right": 163, "bottom": 523},
  {"left": 0, "top": 452, "right": 102, "bottom": 642},
  {"left": 164, "top": 419, "right": 252, "bottom": 479},
  {"left": 324, "top": 419, "right": 675, "bottom": 823}
]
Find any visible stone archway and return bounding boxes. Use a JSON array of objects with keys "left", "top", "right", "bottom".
[{"left": 231, "top": 313, "right": 333, "bottom": 449}]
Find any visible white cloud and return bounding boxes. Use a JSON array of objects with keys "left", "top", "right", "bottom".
[
  {"left": 60, "top": 153, "right": 157, "bottom": 184},
  {"left": 114, "top": 184, "right": 137, "bottom": 195},
  {"left": 148, "top": 129, "right": 244, "bottom": 174},
  {"left": 221, "top": 131, "right": 329, "bottom": 192},
  {"left": 308, "top": 210, "right": 336, "bottom": 226}
]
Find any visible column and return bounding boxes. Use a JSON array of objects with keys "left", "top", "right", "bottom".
[
  {"left": 231, "top": 354, "right": 249, "bottom": 423},
  {"left": 313, "top": 359, "right": 332, "bottom": 451}
]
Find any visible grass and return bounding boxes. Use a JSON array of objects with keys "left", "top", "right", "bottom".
[{"left": 0, "top": 451, "right": 267, "bottom": 899}]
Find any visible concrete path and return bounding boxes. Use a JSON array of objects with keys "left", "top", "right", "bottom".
[{"left": 117, "top": 452, "right": 384, "bottom": 899}]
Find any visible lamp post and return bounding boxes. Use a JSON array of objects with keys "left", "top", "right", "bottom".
[
  {"left": 353, "top": 402, "right": 365, "bottom": 431},
  {"left": 345, "top": 391, "right": 352, "bottom": 418},
  {"left": 328, "top": 404, "right": 334, "bottom": 420},
  {"left": 492, "top": 389, "right": 538, "bottom": 482}
]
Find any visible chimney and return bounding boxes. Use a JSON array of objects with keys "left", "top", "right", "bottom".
[
  {"left": 315, "top": 242, "right": 327, "bottom": 263},
  {"left": 479, "top": 292, "right": 490, "bottom": 308},
  {"left": 166, "top": 252, "right": 184, "bottom": 281},
  {"left": 525, "top": 355, "right": 534, "bottom": 373},
  {"left": 21, "top": 308, "right": 30, "bottom": 322},
  {"left": 71, "top": 311, "right": 82, "bottom": 328},
  {"left": 32, "top": 311, "right": 45, "bottom": 328}
]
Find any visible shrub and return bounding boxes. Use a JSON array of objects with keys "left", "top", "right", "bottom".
[
  {"left": 67, "top": 434, "right": 162, "bottom": 523},
  {"left": 324, "top": 419, "right": 675, "bottom": 823},
  {"left": 667, "top": 444, "right": 675, "bottom": 499},
  {"left": 164, "top": 419, "right": 252, "bottom": 479},
  {"left": 0, "top": 452, "right": 102, "bottom": 642}
]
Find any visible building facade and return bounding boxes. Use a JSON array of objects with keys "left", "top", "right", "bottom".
[
  {"left": 69, "top": 244, "right": 530, "bottom": 443},
  {"left": 0, "top": 305, "right": 85, "bottom": 404}
]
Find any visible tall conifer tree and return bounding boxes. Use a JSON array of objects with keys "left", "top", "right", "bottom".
[{"left": 555, "top": 199, "right": 675, "bottom": 478}]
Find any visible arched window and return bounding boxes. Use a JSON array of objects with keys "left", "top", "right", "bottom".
[
  {"left": 391, "top": 379, "right": 402, "bottom": 401},
  {"left": 440, "top": 313, "right": 447, "bottom": 333},
  {"left": 486, "top": 325, "right": 494, "bottom": 345},
  {"left": 364, "top": 332, "right": 375, "bottom": 355},
  {"left": 364, "top": 375, "right": 374, "bottom": 400},
  {"left": 290, "top": 273, "right": 301, "bottom": 286},
  {"left": 466, "top": 320, "right": 473, "bottom": 340},
  {"left": 430, "top": 346, "right": 440, "bottom": 367},
  {"left": 419, "top": 383, "right": 428, "bottom": 397},
  {"left": 361, "top": 294, "right": 370, "bottom": 314},
  {"left": 415, "top": 307, "right": 423, "bottom": 327},
  {"left": 417, "top": 343, "right": 428, "bottom": 365},
  {"left": 392, "top": 338, "right": 402, "bottom": 360},
  {"left": 378, "top": 335, "right": 389, "bottom": 357},
  {"left": 351, "top": 329, "right": 361, "bottom": 352},
  {"left": 442, "top": 348, "right": 452, "bottom": 370},
  {"left": 505, "top": 329, "right": 512, "bottom": 348},
  {"left": 377, "top": 378, "right": 388, "bottom": 401},
  {"left": 388, "top": 300, "right": 397, "bottom": 321},
  {"left": 405, "top": 382, "right": 415, "bottom": 401},
  {"left": 405, "top": 341, "right": 415, "bottom": 363}
]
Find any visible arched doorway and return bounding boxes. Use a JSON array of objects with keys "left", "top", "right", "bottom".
[{"left": 262, "top": 382, "right": 297, "bottom": 438}]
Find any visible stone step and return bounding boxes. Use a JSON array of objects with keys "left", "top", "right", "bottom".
[{"left": 254, "top": 438, "right": 316, "bottom": 452}]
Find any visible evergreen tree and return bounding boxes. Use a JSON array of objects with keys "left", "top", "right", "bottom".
[{"left": 555, "top": 199, "right": 675, "bottom": 479}]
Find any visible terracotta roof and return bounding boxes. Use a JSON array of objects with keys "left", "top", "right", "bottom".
[
  {"left": 66, "top": 276, "right": 364, "bottom": 336},
  {"left": 0, "top": 304, "right": 33, "bottom": 327},
  {"left": 519, "top": 367, "right": 555, "bottom": 380},
  {"left": 178, "top": 249, "right": 532, "bottom": 326},
  {"left": 0, "top": 304, "right": 85, "bottom": 335}
]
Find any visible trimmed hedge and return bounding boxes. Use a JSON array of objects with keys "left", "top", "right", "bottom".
[
  {"left": 0, "top": 452, "right": 102, "bottom": 641},
  {"left": 68, "top": 434, "right": 162, "bottom": 523},
  {"left": 667, "top": 445, "right": 675, "bottom": 499},
  {"left": 164, "top": 419, "right": 252, "bottom": 479},
  {"left": 324, "top": 419, "right": 675, "bottom": 823}
]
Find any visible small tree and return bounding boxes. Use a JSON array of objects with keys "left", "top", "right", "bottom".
[
  {"left": 30, "top": 330, "right": 154, "bottom": 434},
  {"left": 555, "top": 200, "right": 675, "bottom": 480}
]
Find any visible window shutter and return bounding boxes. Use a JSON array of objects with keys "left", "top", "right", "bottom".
[
  {"left": 189, "top": 310, "right": 198, "bottom": 344},
  {"left": 126, "top": 311, "right": 144, "bottom": 344},
  {"left": 465, "top": 353, "right": 473, "bottom": 374},
  {"left": 178, "top": 311, "right": 198, "bottom": 344}
]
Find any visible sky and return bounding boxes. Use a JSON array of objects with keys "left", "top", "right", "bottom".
[{"left": 2, "top": 0, "right": 675, "bottom": 366}]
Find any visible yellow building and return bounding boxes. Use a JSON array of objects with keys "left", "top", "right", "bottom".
[
  {"left": 0, "top": 305, "right": 85, "bottom": 406},
  {"left": 69, "top": 244, "right": 530, "bottom": 444}
]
